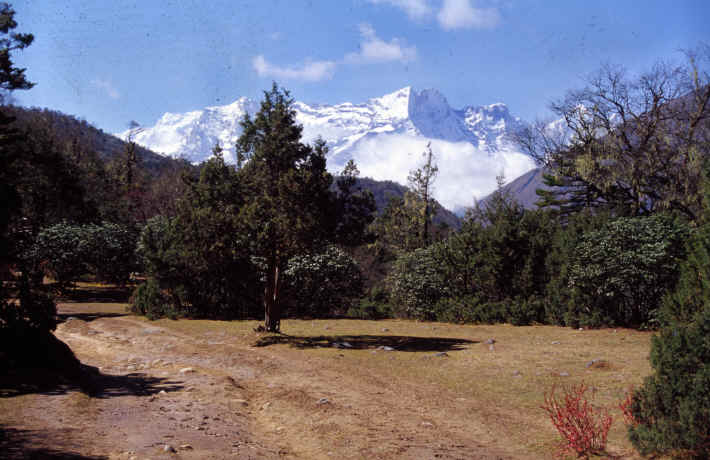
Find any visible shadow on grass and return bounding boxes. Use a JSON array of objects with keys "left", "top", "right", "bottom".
[
  {"left": 254, "top": 334, "right": 477, "bottom": 352},
  {"left": 55, "top": 284, "right": 133, "bottom": 303},
  {"left": 0, "top": 364, "right": 183, "bottom": 399},
  {"left": 56, "top": 311, "right": 128, "bottom": 324},
  {"left": 0, "top": 425, "right": 109, "bottom": 459}
]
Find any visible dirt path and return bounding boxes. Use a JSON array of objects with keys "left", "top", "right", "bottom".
[{"left": 2, "top": 308, "right": 527, "bottom": 459}]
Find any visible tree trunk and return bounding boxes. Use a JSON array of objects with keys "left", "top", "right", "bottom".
[{"left": 264, "top": 261, "right": 281, "bottom": 332}]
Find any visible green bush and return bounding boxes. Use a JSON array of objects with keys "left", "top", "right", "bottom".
[
  {"left": 568, "top": 215, "right": 688, "bottom": 328},
  {"left": 29, "top": 221, "right": 137, "bottom": 289},
  {"left": 388, "top": 247, "right": 448, "bottom": 320},
  {"left": 628, "top": 306, "right": 710, "bottom": 459},
  {"left": 130, "top": 279, "right": 178, "bottom": 320},
  {"left": 347, "top": 286, "right": 392, "bottom": 320},
  {"left": 282, "top": 245, "right": 364, "bottom": 318},
  {"left": 508, "top": 296, "right": 546, "bottom": 326},
  {"left": 135, "top": 214, "right": 261, "bottom": 320}
]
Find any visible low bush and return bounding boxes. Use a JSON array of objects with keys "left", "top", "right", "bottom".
[
  {"left": 541, "top": 382, "right": 612, "bottom": 458},
  {"left": 130, "top": 279, "right": 179, "bottom": 320},
  {"left": 347, "top": 286, "right": 392, "bottom": 319}
]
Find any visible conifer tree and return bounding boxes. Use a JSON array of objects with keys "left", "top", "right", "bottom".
[
  {"left": 627, "top": 170, "right": 710, "bottom": 458},
  {"left": 407, "top": 142, "right": 438, "bottom": 246},
  {"left": 236, "top": 84, "right": 336, "bottom": 332}
]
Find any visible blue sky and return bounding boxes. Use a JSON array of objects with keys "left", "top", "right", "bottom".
[{"left": 11, "top": 0, "right": 710, "bottom": 134}]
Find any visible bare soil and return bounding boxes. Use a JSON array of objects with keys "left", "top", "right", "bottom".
[{"left": 1, "top": 299, "right": 653, "bottom": 459}]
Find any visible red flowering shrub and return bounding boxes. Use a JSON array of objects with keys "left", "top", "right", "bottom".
[
  {"left": 618, "top": 388, "right": 637, "bottom": 427},
  {"left": 542, "top": 383, "right": 613, "bottom": 458}
]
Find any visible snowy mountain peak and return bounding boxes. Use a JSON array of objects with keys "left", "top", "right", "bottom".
[{"left": 121, "top": 87, "right": 536, "bottom": 211}]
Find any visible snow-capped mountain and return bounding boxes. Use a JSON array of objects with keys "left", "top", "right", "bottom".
[{"left": 121, "top": 87, "right": 536, "bottom": 212}]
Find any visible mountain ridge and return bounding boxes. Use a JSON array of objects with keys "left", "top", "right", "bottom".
[{"left": 120, "top": 87, "right": 536, "bottom": 211}]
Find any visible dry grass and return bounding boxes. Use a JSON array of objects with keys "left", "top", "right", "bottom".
[
  {"left": 147, "top": 317, "right": 653, "bottom": 458},
  {"left": 47, "top": 295, "right": 655, "bottom": 458}
]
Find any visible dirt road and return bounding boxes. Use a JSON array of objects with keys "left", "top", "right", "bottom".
[{"left": 1, "top": 305, "right": 522, "bottom": 459}]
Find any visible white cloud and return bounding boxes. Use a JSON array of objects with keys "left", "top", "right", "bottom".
[
  {"left": 366, "top": 0, "right": 431, "bottom": 19},
  {"left": 332, "top": 134, "right": 535, "bottom": 211},
  {"left": 437, "top": 0, "right": 500, "bottom": 30},
  {"left": 91, "top": 78, "right": 120, "bottom": 100},
  {"left": 346, "top": 23, "right": 417, "bottom": 64},
  {"left": 252, "top": 55, "right": 336, "bottom": 82}
]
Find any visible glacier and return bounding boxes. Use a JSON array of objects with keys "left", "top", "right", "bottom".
[{"left": 119, "top": 87, "right": 536, "bottom": 212}]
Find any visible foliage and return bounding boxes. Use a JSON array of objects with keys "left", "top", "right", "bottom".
[
  {"left": 0, "top": 2, "right": 34, "bottom": 99},
  {"left": 542, "top": 211, "right": 606, "bottom": 326},
  {"left": 0, "top": 2, "right": 60, "bottom": 348},
  {"left": 347, "top": 286, "right": 392, "bottom": 320},
  {"left": 627, "top": 306, "right": 710, "bottom": 459},
  {"left": 567, "top": 215, "right": 688, "bottom": 328},
  {"left": 541, "top": 383, "right": 613, "bottom": 458},
  {"left": 0, "top": 277, "right": 57, "bottom": 352},
  {"left": 388, "top": 246, "right": 448, "bottom": 320},
  {"left": 282, "top": 245, "right": 364, "bottom": 318},
  {"left": 29, "top": 221, "right": 137, "bottom": 288},
  {"left": 235, "top": 83, "right": 374, "bottom": 331},
  {"left": 517, "top": 49, "right": 710, "bottom": 220},
  {"left": 407, "top": 142, "right": 438, "bottom": 246},
  {"left": 134, "top": 151, "right": 261, "bottom": 319},
  {"left": 129, "top": 278, "right": 177, "bottom": 320},
  {"left": 331, "top": 160, "right": 376, "bottom": 248},
  {"left": 370, "top": 194, "right": 426, "bottom": 253},
  {"left": 660, "top": 203, "right": 710, "bottom": 325}
]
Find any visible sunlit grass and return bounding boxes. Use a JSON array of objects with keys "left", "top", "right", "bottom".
[{"left": 55, "top": 300, "right": 655, "bottom": 458}]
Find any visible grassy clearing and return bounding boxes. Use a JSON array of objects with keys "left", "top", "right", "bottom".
[
  {"left": 148, "top": 317, "right": 653, "bottom": 458},
  {"left": 54, "top": 296, "right": 654, "bottom": 458}
]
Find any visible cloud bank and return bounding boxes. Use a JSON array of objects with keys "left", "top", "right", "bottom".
[
  {"left": 329, "top": 134, "right": 535, "bottom": 212},
  {"left": 366, "top": 0, "right": 432, "bottom": 19},
  {"left": 437, "top": 0, "right": 501, "bottom": 30},
  {"left": 254, "top": 24, "right": 416, "bottom": 82},
  {"left": 368, "top": 0, "right": 501, "bottom": 30},
  {"left": 345, "top": 23, "right": 417, "bottom": 64},
  {"left": 252, "top": 55, "right": 336, "bottom": 82}
]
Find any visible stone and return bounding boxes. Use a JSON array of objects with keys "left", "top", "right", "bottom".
[
  {"left": 179, "top": 444, "right": 193, "bottom": 450},
  {"left": 382, "top": 328, "right": 390, "bottom": 332},
  {"left": 559, "top": 371, "right": 570, "bottom": 377},
  {"left": 551, "top": 341, "right": 561, "bottom": 345},
  {"left": 421, "top": 422, "right": 434, "bottom": 428},
  {"left": 180, "top": 367, "right": 195, "bottom": 374},
  {"left": 434, "top": 352, "right": 449, "bottom": 357},
  {"left": 317, "top": 398, "right": 330, "bottom": 405},
  {"left": 485, "top": 338, "right": 496, "bottom": 345},
  {"left": 261, "top": 402, "right": 272, "bottom": 410},
  {"left": 163, "top": 444, "right": 176, "bottom": 453},
  {"left": 159, "top": 390, "right": 167, "bottom": 395},
  {"left": 488, "top": 344, "right": 495, "bottom": 352},
  {"left": 378, "top": 346, "right": 395, "bottom": 351},
  {"left": 233, "top": 399, "right": 249, "bottom": 406},
  {"left": 512, "top": 370, "right": 521, "bottom": 376}
]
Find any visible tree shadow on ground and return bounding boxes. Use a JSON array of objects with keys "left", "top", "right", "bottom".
[
  {"left": 56, "top": 284, "right": 132, "bottom": 303},
  {"left": 254, "top": 334, "right": 477, "bottom": 352},
  {"left": 0, "top": 364, "right": 184, "bottom": 399},
  {"left": 56, "top": 311, "right": 128, "bottom": 323},
  {"left": 0, "top": 425, "right": 109, "bottom": 459}
]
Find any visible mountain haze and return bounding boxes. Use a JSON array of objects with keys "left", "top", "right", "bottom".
[{"left": 121, "top": 87, "right": 536, "bottom": 212}]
